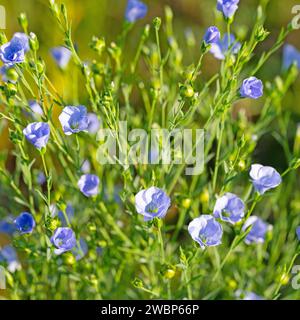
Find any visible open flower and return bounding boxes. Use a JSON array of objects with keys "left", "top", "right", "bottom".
[
  {"left": 242, "top": 216, "right": 271, "bottom": 244},
  {"left": 87, "top": 113, "right": 101, "bottom": 134},
  {"left": 14, "top": 212, "right": 35, "bottom": 234},
  {"left": 203, "top": 26, "right": 220, "bottom": 45},
  {"left": 217, "top": 0, "right": 240, "bottom": 18},
  {"left": 125, "top": 0, "right": 148, "bottom": 23},
  {"left": 51, "top": 46, "right": 72, "bottom": 69},
  {"left": 250, "top": 164, "right": 282, "bottom": 194},
  {"left": 240, "top": 77, "right": 263, "bottom": 99},
  {"left": 135, "top": 187, "right": 171, "bottom": 221},
  {"left": 283, "top": 44, "right": 300, "bottom": 70},
  {"left": 0, "top": 33, "right": 29, "bottom": 65},
  {"left": 235, "top": 290, "right": 264, "bottom": 300},
  {"left": 29, "top": 100, "right": 44, "bottom": 116},
  {"left": 78, "top": 174, "right": 100, "bottom": 197},
  {"left": 188, "top": 215, "right": 223, "bottom": 249},
  {"left": 213, "top": 193, "right": 245, "bottom": 224},
  {"left": 210, "top": 34, "right": 241, "bottom": 60},
  {"left": 51, "top": 227, "right": 77, "bottom": 255},
  {"left": 23, "top": 122, "right": 50, "bottom": 149},
  {"left": 58, "top": 105, "right": 89, "bottom": 135}
]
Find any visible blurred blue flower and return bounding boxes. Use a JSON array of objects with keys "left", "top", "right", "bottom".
[
  {"left": 0, "top": 33, "right": 29, "bottom": 65},
  {"left": 0, "top": 245, "right": 21, "bottom": 272},
  {"left": 0, "top": 65, "right": 17, "bottom": 83},
  {"left": 242, "top": 216, "right": 271, "bottom": 244},
  {"left": 188, "top": 215, "right": 223, "bottom": 249},
  {"left": 296, "top": 226, "right": 300, "bottom": 241},
  {"left": 51, "top": 227, "right": 77, "bottom": 255},
  {"left": 125, "top": 0, "right": 148, "bottom": 23},
  {"left": 72, "top": 238, "right": 88, "bottom": 261},
  {"left": 87, "top": 113, "right": 101, "bottom": 134},
  {"left": 282, "top": 44, "right": 300, "bottom": 70},
  {"left": 29, "top": 100, "right": 44, "bottom": 116},
  {"left": 135, "top": 187, "right": 171, "bottom": 221},
  {"left": 210, "top": 34, "right": 241, "bottom": 60},
  {"left": 81, "top": 159, "right": 91, "bottom": 173},
  {"left": 51, "top": 46, "right": 72, "bottom": 69},
  {"left": 235, "top": 290, "right": 264, "bottom": 300},
  {"left": 37, "top": 171, "right": 46, "bottom": 185},
  {"left": 23, "top": 122, "right": 50, "bottom": 149},
  {"left": 14, "top": 212, "right": 36, "bottom": 234},
  {"left": 78, "top": 174, "right": 100, "bottom": 197},
  {"left": 59, "top": 106, "right": 89, "bottom": 135},
  {"left": 203, "top": 26, "right": 220, "bottom": 45},
  {"left": 0, "top": 219, "right": 16, "bottom": 235},
  {"left": 217, "top": 0, "right": 239, "bottom": 18},
  {"left": 240, "top": 77, "right": 263, "bottom": 99},
  {"left": 213, "top": 192, "right": 245, "bottom": 224},
  {"left": 58, "top": 204, "right": 74, "bottom": 226},
  {"left": 250, "top": 164, "right": 282, "bottom": 194}
]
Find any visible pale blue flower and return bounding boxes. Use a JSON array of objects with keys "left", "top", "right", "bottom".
[
  {"left": 282, "top": 44, "right": 300, "bottom": 70},
  {"left": 29, "top": 100, "right": 43, "bottom": 116},
  {"left": 58, "top": 106, "right": 89, "bottom": 135},
  {"left": 81, "top": 159, "right": 91, "bottom": 173},
  {"left": 240, "top": 77, "right": 263, "bottom": 99},
  {"left": 72, "top": 238, "right": 88, "bottom": 261},
  {"left": 235, "top": 290, "right": 264, "bottom": 300},
  {"left": 213, "top": 193, "right": 245, "bottom": 224},
  {"left": 125, "top": 0, "right": 148, "bottom": 23},
  {"left": 210, "top": 34, "right": 241, "bottom": 60},
  {"left": 14, "top": 212, "right": 35, "bottom": 234},
  {"left": 0, "top": 245, "right": 21, "bottom": 272},
  {"left": 135, "top": 187, "right": 171, "bottom": 221},
  {"left": 51, "top": 227, "right": 77, "bottom": 255},
  {"left": 78, "top": 174, "right": 100, "bottom": 197},
  {"left": 0, "top": 33, "right": 29, "bottom": 65},
  {"left": 51, "top": 46, "right": 72, "bottom": 69},
  {"left": 87, "top": 113, "right": 100, "bottom": 134},
  {"left": 23, "top": 122, "right": 50, "bottom": 149},
  {"left": 250, "top": 164, "right": 282, "bottom": 194},
  {"left": 242, "top": 216, "right": 271, "bottom": 244},
  {"left": 217, "top": 0, "right": 239, "bottom": 18},
  {"left": 188, "top": 215, "right": 223, "bottom": 249},
  {"left": 203, "top": 26, "right": 221, "bottom": 45}
]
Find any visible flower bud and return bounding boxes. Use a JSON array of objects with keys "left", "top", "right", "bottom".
[
  {"left": 132, "top": 277, "right": 144, "bottom": 288},
  {"left": 18, "top": 13, "right": 28, "bottom": 32},
  {"left": 153, "top": 17, "right": 161, "bottom": 31},
  {"left": 180, "top": 84, "right": 194, "bottom": 99},
  {"left": 29, "top": 32, "right": 39, "bottom": 51}
]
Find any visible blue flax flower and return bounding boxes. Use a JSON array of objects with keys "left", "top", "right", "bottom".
[
  {"left": 296, "top": 226, "right": 300, "bottom": 241},
  {"left": 0, "top": 33, "right": 29, "bottom": 65},
  {"left": 240, "top": 76, "right": 263, "bottom": 99},
  {"left": 29, "top": 100, "right": 43, "bottom": 116},
  {"left": 78, "top": 174, "right": 100, "bottom": 197},
  {"left": 125, "top": 0, "right": 148, "bottom": 23},
  {"left": 250, "top": 164, "right": 281, "bottom": 194},
  {"left": 282, "top": 44, "right": 300, "bottom": 70},
  {"left": 135, "top": 187, "right": 171, "bottom": 221},
  {"left": 51, "top": 227, "right": 77, "bottom": 255},
  {"left": 0, "top": 245, "right": 21, "bottom": 272},
  {"left": 235, "top": 290, "right": 264, "bottom": 300},
  {"left": 23, "top": 122, "right": 50, "bottom": 149},
  {"left": 188, "top": 215, "right": 223, "bottom": 249},
  {"left": 242, "top": 216, "right": 271, "bottom": 244},
  {"left": 87, "top": 113, "right": 101, "bottom": 134},
  {"left": 203, "top": 26, "right": 221, "bottom": 45},
  {"left": 51, "top": 46, "right": 72, "bottom": 69},
  {"left": 213, "top": 192, "right": 245, "bottom": 224},
  {"left": 210, "top": 34, "right": 241, "bottom": 60},
  {"left": 217, "top": 0, "right": 240, "bottom": 18},
  {"left": 72, "top": 238, "right": 88, "bottom": 261},
  {"left": 59, "top": 106, "right": 89, "bottom": 135},
  {"left": 14, "top": 212, "right": 35, "bottom": 234}
]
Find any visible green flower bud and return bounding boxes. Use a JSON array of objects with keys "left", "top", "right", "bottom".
[
  {"left": 153, "top": 17, "right": 161, "bottom": 31},
  {"left": 29, "top": 32, "right": 39, "bottom": 51},
  {"left": 132, "top": 277, "right": 144, "bottom": 288},
  {"left": 18, "top": 13, "right": 28, "bottom": 32},
  {"left": 180, "top": 84, "right": 194, "bottom": 99}
]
